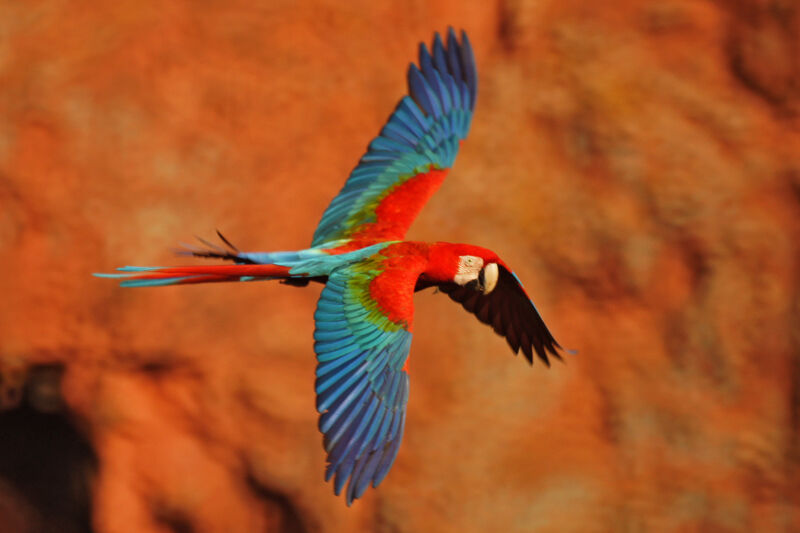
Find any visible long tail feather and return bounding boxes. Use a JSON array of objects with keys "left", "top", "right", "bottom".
[
  {"left": 194, "top": 235, "right": 227, "bottom": 255},
  {"left": 94, "top": 264, "right": 294, "bottom": 287},
  {"left": 216, "top": 229, "right": 240, "bottom": 253},
  {"left": 175, "top": 232, "right": 252, "bottom": 263}
]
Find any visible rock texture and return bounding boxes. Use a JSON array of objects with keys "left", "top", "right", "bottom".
[{"left": 1, "top": 1, "right": 799, "bottom": 532}]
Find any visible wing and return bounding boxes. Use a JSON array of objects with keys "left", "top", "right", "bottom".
[
  {"left": 439, "top": 265, "right": 564, "bottom": 365},
  {"left": 311, "top": 28, "right": 477, "bottom": 247},
  {"left": 313, "top": 253, "right": 425, "bottom": 505}
]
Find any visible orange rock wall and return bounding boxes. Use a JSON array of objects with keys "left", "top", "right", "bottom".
[{"left": 1, "top": 1, "right": 799, "bottom": 532}]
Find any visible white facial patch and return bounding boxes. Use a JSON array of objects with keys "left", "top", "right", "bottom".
[{"left": 454, "top": 255, "right": 484, "bottom": 286}]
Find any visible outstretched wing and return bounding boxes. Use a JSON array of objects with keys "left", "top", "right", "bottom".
[
  {"left": 312, "top": 28, "right": 477, "bottom": 248},
  {"left": 313, "top": 252, "right": 425, "bottom": 505},
  {"left": 439, "top": 265, "right": 564, "bottom": 365}
]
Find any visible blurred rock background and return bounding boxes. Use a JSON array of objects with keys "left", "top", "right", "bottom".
[{"left": 1, "top": 1, "right": 799, "bottom": 532}]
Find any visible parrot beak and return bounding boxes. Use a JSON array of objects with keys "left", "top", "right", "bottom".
[{"left": 476, "top": 263, "right": 499, "bottom": 294}]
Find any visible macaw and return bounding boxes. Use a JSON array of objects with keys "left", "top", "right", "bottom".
[{"left": 97, "top": 28, "right": 566, "bottom": 505}]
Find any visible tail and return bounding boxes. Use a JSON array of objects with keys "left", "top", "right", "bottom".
[
  {"left": 94, "top": 263, "right": 296, "bottom": 287},
  {"left": 95, "top": 231, "right": 320, "bottom": 287}
]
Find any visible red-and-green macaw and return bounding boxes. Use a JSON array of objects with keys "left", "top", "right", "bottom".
[{"left": 97, "top": 28, "right": 566, "bottom": 505}]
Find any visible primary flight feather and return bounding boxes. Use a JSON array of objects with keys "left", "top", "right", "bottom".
[{"left": 97, "top": 28, "right": 566, "bottom": 505}]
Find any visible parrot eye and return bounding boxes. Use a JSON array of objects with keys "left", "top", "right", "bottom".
[
  {"left": 454, "top": 255, "right": 484, "bottom": 285},
  {"left": 478, "top": 262, "right": 499, "bottom": 294}
]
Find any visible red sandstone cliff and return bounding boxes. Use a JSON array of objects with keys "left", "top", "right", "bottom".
[{"left": 1, "top": 1, "right": 799, "bottom": 532}]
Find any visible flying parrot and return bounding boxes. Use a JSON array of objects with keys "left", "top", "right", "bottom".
[{"left": 97, "top": 28, "right": 566, "bottom": 505}]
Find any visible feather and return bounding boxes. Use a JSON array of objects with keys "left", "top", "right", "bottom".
[
  {"left": 316, "top": 355, "right": 367, "bottom": 394},
  {"left": 215, "top": 229, "right": 240, "bottom": 252},
  {"left": 432, "top": 32, "right": 448, "bottom": 74},
  {"left": 194, "top": 235, "right": 227, "bottom": 254},
  {"left": 317, "top": 367, "right": 368, "bottom": 414},
  {"left": 459, "top": 30, "right": 478, "bottom": 109},
  {"left": 333, "top": 461, "right": 355, "bottom": 495},
  {"left": 381, "top": 121, "right": 418, "bottom": 146},
  {"left": 407, "top": 63, "right": 442, "bottom": 118},
  {"left": 446, "top": 27, "right": 463, "bottom": 83}
]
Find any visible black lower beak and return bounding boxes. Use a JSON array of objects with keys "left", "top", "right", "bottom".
[{"left": 466, "top": 278, "right": 483, "bottom": 293}]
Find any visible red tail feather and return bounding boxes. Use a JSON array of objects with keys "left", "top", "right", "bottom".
[
  {"left": 114, "top": 264, "right": 294, "bottom": 286},
  {"left": 135, "top": 265, "right": 292, "bottom": 277}
]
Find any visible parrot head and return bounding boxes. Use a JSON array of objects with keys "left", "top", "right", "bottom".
[
  {"left": 455, "top": 255, "right": 499, "bottom": 294},
  {"left": 427, "top": 243, "right": 501, "bottom": 294}
]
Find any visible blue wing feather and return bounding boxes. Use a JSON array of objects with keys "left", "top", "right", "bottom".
[
  {"left": 432, "top": 33, "right": 448, "bottom": 73},
  {"left": 460, "top": 31, "right": 478, "bottom": 109},
  {"left": 446, "top": 28, "right": 463, "bottom": 81},
  {"left": 408, "top": 64, "right": 441, "bottom": 118},
  {"left": 418, "top": 43, "right": 436, "bottom": 86}
]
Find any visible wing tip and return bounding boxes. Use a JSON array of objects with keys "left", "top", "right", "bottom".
[
  {"left": 409, "top": 28, "right": 477, "bottom": 115},
  {"left": 536, "top": 341, "right": 576, "bottom": 367}
]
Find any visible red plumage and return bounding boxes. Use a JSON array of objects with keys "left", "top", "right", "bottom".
[
  {"left": 119, "top": 264, "right": 292, "bottom": 284},
  {"left": 366, "top": 241, "right": 503, "bottom": 329},
  {"left": 325, "top": 168, "right": 449, "bottom": 254}
]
